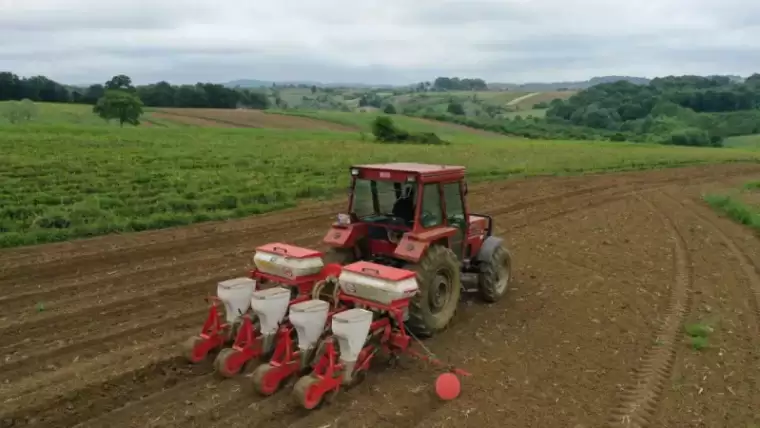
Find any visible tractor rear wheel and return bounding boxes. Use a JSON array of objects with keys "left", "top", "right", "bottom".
[
  {"left": 478, "top": 244, "right": 512, "bottom": 303},
  {"left": 404, "top": 245, "right": 461, "bottom": 338}
]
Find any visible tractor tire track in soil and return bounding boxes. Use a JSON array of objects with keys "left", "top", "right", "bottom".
[
  {"left": 654, "top": 191, "right": 760, "bottom": 426},
  {"left": 606, "top": 195, "right": 692, "bottom": 428},
  {"left": 2, "top": 163, "right": 760, "bottom": 428},
  {"left": 669, "top": 194, "right": 760, "bottom": 321}
]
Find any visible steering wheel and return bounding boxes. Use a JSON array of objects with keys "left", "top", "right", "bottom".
[
  {"left": 381, "top": 215, "right": 409, "bottom": 228},
  {"left": 421, "top": 211, "right": 436, "bottom": 227}
]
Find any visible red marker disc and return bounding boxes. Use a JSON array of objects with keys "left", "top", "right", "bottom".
[{"left": 435, "top": 373, "right": 461, "bottom": 401}]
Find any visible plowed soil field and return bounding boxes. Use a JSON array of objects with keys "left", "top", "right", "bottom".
[{"left": 2, "top": 163, "right": 760, "bottom": 428}]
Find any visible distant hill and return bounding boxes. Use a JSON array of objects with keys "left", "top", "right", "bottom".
[
  {"left": 488, "top": 76, "right": 651, "bottom": 91},
  {"left": 491, "top": 74, "right": 746, "bottom": 91},
  {"left": 224, "top": 76, "right": 652, "bottom": 90},
  {"left": 174, "top": 74, "right": 745, "bottom": 91},
  {"left": 224, "top": 79, "right": 395, "bottom": 89}
]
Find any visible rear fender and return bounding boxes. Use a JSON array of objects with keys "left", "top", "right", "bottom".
[
  {"left": 322, "top": 223, "right": 368, "bottom": 248},
  {"left": 394, "top": 227, "right": 457, "bottom": 263},
  {"left": 393, "top": 235, "right": 429, "bottom": 263},
  {"left": 474, "top": 236, "right": 504, "bottom": 263}
]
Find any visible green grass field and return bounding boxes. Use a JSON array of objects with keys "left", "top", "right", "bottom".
[
  {"left": 503, "top": 109, "right": 547, "bottom": 119},
  {"left": 2, "top": 113, "right": 760, "bottom": 248},
  {"left": 725, "top": 134, "right": 760, "bottom": 151}
]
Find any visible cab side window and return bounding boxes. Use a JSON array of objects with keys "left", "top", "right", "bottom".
[
  {"left": 420, "top": 183, "right": 443, "bottom": 227},
  {"left": 443, "top": 182, "right": 465, "bottom": 229}
]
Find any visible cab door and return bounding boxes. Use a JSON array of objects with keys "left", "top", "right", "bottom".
[{"left": 442, "top": 181, "right": 466, "bottom": 259}]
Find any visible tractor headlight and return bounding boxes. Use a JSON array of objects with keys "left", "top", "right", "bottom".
[
  {"left": 350, "top": 168, "right": 359, "bottom": 176},
  {"left": 337, "top": 213, "right": 351, "bottom": 225}
]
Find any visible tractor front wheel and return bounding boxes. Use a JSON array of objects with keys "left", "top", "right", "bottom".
[
  {"left": 404, "top": 245, "right": 461, "bottom": 338},
  {"left": 478, "top": 244, "right": 512, "bottom": 303}
]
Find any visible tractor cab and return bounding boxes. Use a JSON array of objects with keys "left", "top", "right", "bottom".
[{"left": 323, "top": 163, "right": 493, "bottom": 267}]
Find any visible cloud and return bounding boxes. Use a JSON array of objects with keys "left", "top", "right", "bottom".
[{"left": 0, "top": 0, "right": 758, "bottom": 85}]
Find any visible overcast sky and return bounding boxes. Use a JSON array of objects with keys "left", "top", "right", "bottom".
[{"left": 1, "top": 0, "right": 758, "bottom": 85}]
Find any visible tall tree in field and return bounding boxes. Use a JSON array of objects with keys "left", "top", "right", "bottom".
[
  {"left": 105, "top": 74, "right": 135, "bottom": 92},
  {"left": 93, "top": 90, "right": 144, "bottom": 126}
]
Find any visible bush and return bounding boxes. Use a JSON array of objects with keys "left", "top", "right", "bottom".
[
  {"left": 371, "top": 115, "right": 402, "bottom": 141},
  {"left": 2, "top": 99, "right": 37, "bottom": 124},
  {"left": 371, "top": 116, "right": 447, "bottom": 145},
  {"left": 447, "top": 102, "right": 465, "bottom": 115},
  {"left": 665, "top": 127, "right": 715, "bottom": 147}
]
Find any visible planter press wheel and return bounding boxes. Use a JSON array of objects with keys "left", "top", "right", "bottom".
[
  {"left": 293, "top": 374, "right": 327, "bottom": 410},
  {"left": 213, "top": 348, "right": 246, "bottom": 378},
  {"left": 182, "top": 336, "right": 209, "bottom": 364},
  {"left": 251, "top": 363, "right": 284, "bottom": 396}
]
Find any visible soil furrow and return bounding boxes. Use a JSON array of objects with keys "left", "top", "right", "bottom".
[
  {"left": 1, "top": 355, "right": 212, "bottom": 428},
  {"left": 0, "top": 308, "right": 202, "bottom": 383},
  {"left": 0, "top": 215, "right": 333, "bottom": 286},
  {"left": 0, "top": 273, "right": 227, "bottom": 353},
  {"left": 0, "top": 197, "right": 345, "bottom": 265},
  {"left": 0, "top": 229, "right": 323, "bottom": 323}
]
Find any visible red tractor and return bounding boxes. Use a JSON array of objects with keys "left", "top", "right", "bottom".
[
  {"left": 319, "top": 162, "right": 512, "bottom": 337},
  {"left": 182, "top": 162, "right": 512, "bottom": 382},
  {"left": 242, "top": 163, "right": 514, "bottom": 407}
]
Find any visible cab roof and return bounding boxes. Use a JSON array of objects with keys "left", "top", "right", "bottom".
[
  {"left": 352, "top": 162, "right": 465, "bottom": 179},
  {"left": 351, "top": 162, "right": 465, "bottom": 182}
]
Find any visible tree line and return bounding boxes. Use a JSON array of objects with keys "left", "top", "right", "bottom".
[
  {"left": 405, "top": 77, "right": 489, "bottom": 92},
  {"left": 396, "top": 74, "right": 760, "bottom": 147},
  {"left": 543, "top": 74, "right": 760, "bottom": 146},
  {"left": 0, "top": 72, "right": 270, "bottom": 109},
  {"left": 432, "top": 77, "right": 488, "bottom": 91}
]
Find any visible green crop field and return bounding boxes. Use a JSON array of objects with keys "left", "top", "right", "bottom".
[
  {"left": 0, "top": 102, "right": 119, "bottom": 126},
  {"left": 2, "top": 116, "right": 760, "bottom": 248},
  {"left": 0, "top": 101, "right": 185, "bottom": 127}
]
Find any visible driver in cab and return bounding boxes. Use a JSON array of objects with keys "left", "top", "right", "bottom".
[{"left": 391, "top": 185, "right": 416, "bottom": 226}]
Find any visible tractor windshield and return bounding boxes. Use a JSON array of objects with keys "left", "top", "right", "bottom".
[{"left": 351, "top": 178, "right": 416, "bottom": 225}]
